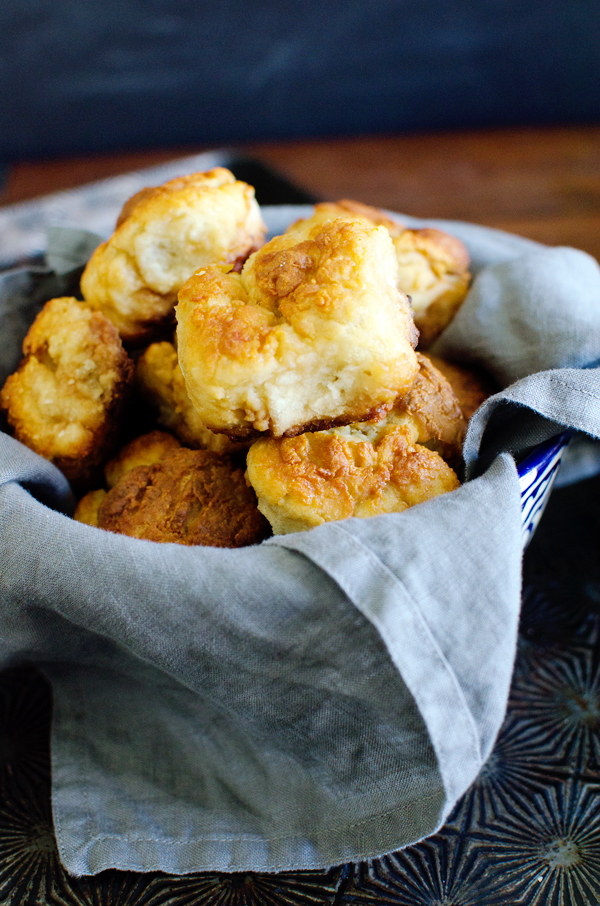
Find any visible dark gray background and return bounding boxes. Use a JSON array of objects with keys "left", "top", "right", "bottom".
[{"left": 2, "top": 0, "right": 599, "bottom": 160}]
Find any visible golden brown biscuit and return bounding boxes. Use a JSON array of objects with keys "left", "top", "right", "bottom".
[
  {"left": 370, "top": 352, "right": 467, "bottom": 463},
  {"left": 74, "top": 430, "right": 181, "bottom": 524},
  {"left": 80, "top": 168, "right": 266, "bottom": 343},
  {"left": 424, "top": 354, "right": 495, "bottom": 422},
  {"left": 286, "top": 200, "right": 405, "bottom": 239},
  {"left": 392, "top": 228, "right": 471, "bottom": 348},
  {"left": 285, "top": 203, "right": 470, "bottom": 348},
  {"left": 0, "top": 297, "right": 133, "bottom": 487},
  {"left": 136, "top": 342, "right": 247, "bottom": 454},
  {"left": 176, "top": 216, "right": 419, "bottom": 440},
  {"left": 103, "top": 429, "right": 181, "bottom": 488},
  {"left": 73, "top": 488, "right": 107, "bottom": 527},
  {"left": 246, "top": 423, "right": 460, "bottom": 535},
  {"left": 97, "top": 446, "right": 270, "bottom": 547}
]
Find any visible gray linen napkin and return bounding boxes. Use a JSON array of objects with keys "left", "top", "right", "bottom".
[{"left": 1, "top": 207, "right": 600, "bottom": 876}]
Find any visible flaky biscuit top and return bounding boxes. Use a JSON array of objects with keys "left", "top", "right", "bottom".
[
  {"left": 175, "top": 216, "right": 419, "bottom": 439},
  {"left": 284, "top": 203, "right": 471, "bottom": 349},
  {"left": 246, "top": 423, "right": 460, "bottom": 535},
  {"left": 80, "top": 168, "right": 266, "bottom": 342},
  {"left": 0, "top": 296, "right": 133, "bottom": 486}
]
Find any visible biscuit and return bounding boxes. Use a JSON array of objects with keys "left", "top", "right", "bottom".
[
  {"left": 97, "top": 446, "right": 271, "bottom": 547},
  {"left": 369, "top": 352, "right": 467, "bottom": 463},
  {"left": 136, "top": 342, "right": 247, "bottom": 454},
  {"left": 285, "top": 200, "right": 405, "bottom": 239},
  {"left": 285, "top": 203, "right": 471, "bottom": 348},
  {"left": 392, "top": 228, "right": 471, "bottom": 347},
  {"left": 73, "top": 488, "right": 107, "bottom": 527},
  {"left": 424, "top": 354, "right": 495, "bottom": 422},
  {"left": 80, "top": 168, "right": 266, "bottom": 343},
  {"left": 176, "top": 216, "right": 419, "bottom": 439},
  {"left": 0, "top": 297, "right": 133, "bottom": 487},
  {"left": 73, "top": 430, "right": 181, "bottom": 525},
  {"left": 103, "top": 429, "right": 182, "bottom": 488},
  {"left": 246, "top": 423, "right": 460, "bottom": 534}
]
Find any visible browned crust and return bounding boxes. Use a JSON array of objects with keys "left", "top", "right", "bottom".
[
  {"left": 104, "top": 429, "right": 181, "bottom": 488},
  {"left": 247, "top": 424, "right": 460, "bottom": 532},
  {"left": 57, "top": 312, "right": 134, "bottom": 484},
  {"left": 205, "top": 402, "right": 393, "bottom": 442},
  {"left": 397, "top": 353, "right": 467, "bottom": 462},
  {"left": 424, "top": 354, "right": 496, "bottom": 422},
  {"left": 114, "top": 170, "right": 242, "bottom": 229},
  {"left": 280, "top": 403, "right": 393, "bottom": 438},
  {"left": 83, "top": 168, "right": 266, "bottom": 345},
  {"left": 97, "top": 446, "right": 271, "bottom": 547},
  {"left": 122, "top": 309, "right": 177, "bottom": 349},
  {"left": 1, "top": 305, "right": 134, "bottom": 489},
  {"left": 51, "top": 388, "right": 133, "bottom": 486},
  {"left": 228, "top": 243, "right": 263, "bottom": 274}
]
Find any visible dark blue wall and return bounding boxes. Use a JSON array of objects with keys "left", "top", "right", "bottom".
[{"left": 2, "top": 0, "right": 599, "bottom": 159}]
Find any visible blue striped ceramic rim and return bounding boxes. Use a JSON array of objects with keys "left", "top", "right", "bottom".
[{"left": 517, "top": 431, "right": 572, "bottom": 546}]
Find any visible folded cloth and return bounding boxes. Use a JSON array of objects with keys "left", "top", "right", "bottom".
[{"left": 1, "top": 204, "right": 600, "bottom": 876}]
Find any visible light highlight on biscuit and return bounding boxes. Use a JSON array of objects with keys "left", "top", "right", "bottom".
[{"left": 392, "top": 228, "right": 471, "bottom": 347}]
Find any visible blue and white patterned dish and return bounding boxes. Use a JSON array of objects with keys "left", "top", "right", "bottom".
[{"left": 518, "top": 431, "right": 572, "bottom": 545}]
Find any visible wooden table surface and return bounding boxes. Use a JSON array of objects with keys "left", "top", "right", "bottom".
[{"left": 2, "top": 124, "right": 600, "bottom": 261}]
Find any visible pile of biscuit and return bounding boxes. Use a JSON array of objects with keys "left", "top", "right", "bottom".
[{"left": 0, "top": 168, "right": 491, "bottom": 547}]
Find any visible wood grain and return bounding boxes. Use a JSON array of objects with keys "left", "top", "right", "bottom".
[{"left": 2, "top": 125, "right": 600, "bottom": 260}]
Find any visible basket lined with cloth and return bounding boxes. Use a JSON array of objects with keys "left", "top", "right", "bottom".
[{"left": 1, "top": 185, "right": 600, "bottom": 876}]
